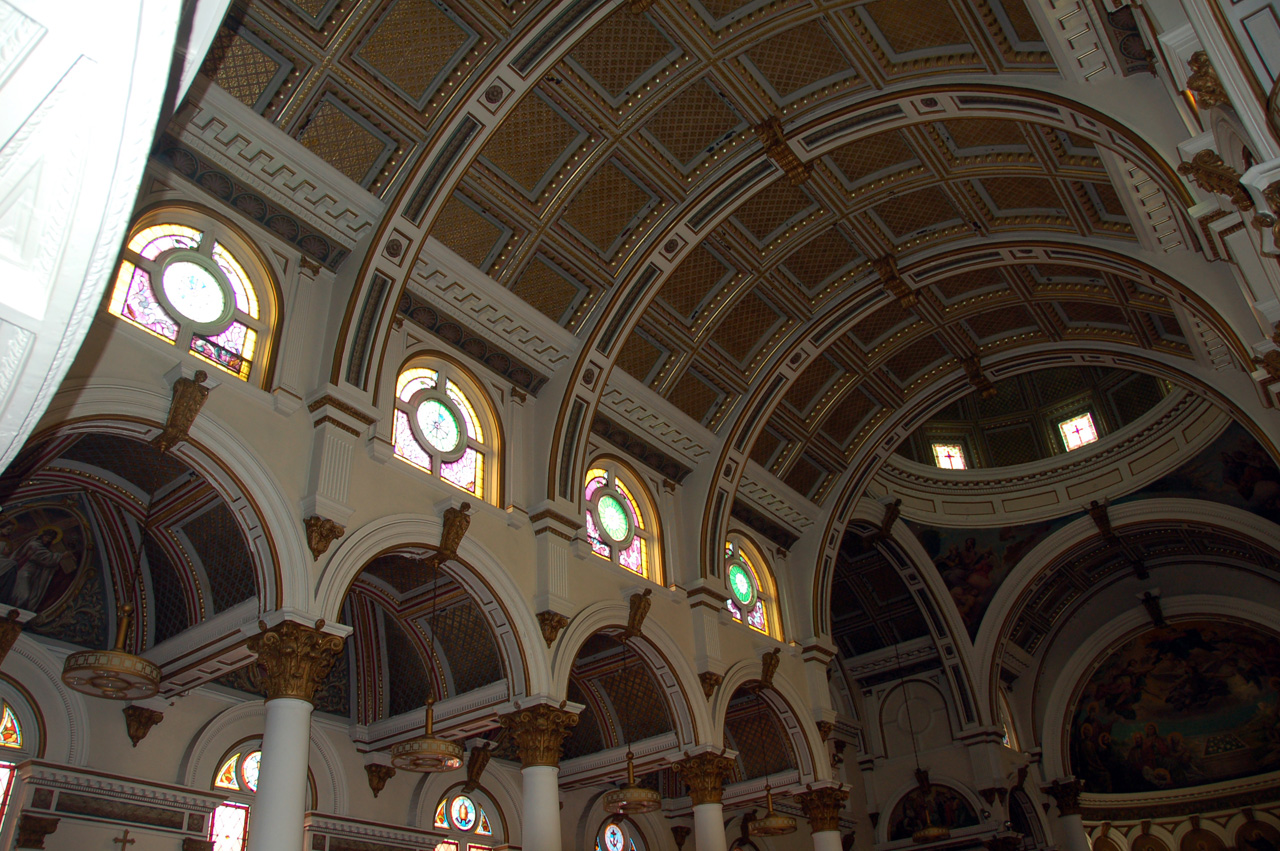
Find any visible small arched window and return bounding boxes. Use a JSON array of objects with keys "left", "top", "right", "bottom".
[
  {"left": 596, "top": 818, "right": 648, "bottom": 851},
  {"left": 433, "top": 789, "right": 501, "bottom": 849},
  {"left": 107, "top": 214, "right": 274, "bottom": 383},
  {"left": 393, "top": 360, "right": 499, "bottom": 502},
  {"left": 724, "top": 534, "right": 781, "bottom": 639},
  {"left": 209, "top": 743, "right": 262, "bottom": 851},
  {"left": 584, "top": 460, "right": 660, "bottom": 583}
]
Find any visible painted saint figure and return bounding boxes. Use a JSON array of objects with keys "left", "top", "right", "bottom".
[{"left": 0, "top": 527, "right": 74, "bottom": 612}]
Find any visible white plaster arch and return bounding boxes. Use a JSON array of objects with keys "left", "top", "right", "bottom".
[
  {"left": 408, "top": 770, "right": 521, "bottom": 844},
  {"left": 976, "top": 498, "right": 1280, "bottom": 732},
  {"left": 34, "top": 380, "right": 307, "bottom": 611},
  {"left": 551, "top": 600, "right": 708, "bottom": 748},
  {"left": 179, "top": 699, "right": 349, "bottom": 815},
  {"left": 712, "top": 656, "right": 824, "bottom": 783},
  {"left": 313, "top": 513, "right": 548, "bottom": 698},
  {"left": 877, "top": 773, "right": 986, "bottom": 844},
  {"left": 1038, "top": 593, "right": 1280, "bottom": 780},
  {"left": 876, "top": 679, "right": 958, "bottom": 761},
  {"left": 2, "top": 636, "right": 90, "bottom": 766}
]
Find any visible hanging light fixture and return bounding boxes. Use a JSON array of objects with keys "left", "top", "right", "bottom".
[
  {"left": 63, "top": 502, "right": 162, "bottom": 700},
  {"left": 390, "top": 552, "right": 463, "bottom": 772},
  {"left": 603, "top": 749, "right": 661, "bottom": 815},
  {"left": 748, "top": 783, "right": 797, "bottom": 836},
  {"left": 894, "top": 643, "right": 951, "bottom": 844}
]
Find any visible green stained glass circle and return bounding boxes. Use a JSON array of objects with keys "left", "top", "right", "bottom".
[
  {"left": 596, "top": 494, "right": 631, "bottom": 542},
  {"left": 728, "top": 562, "right": 755, "bottom": 606},
  {"left": 417, "top": 398, "right": 462, "bottom": 453},
  {"left": 162, "top": 260, "right": 227, "bottom": 323}
]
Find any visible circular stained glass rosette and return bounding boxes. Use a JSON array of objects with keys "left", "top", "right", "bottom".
[
  {"left": 728, "top": 562, "right": 756, "bottom": 607},
  {"left": 241, "top": 751, "right": 261, "bottom": 792},
  {"left": 604, "top": 824, "right": 625, "bottom": 851},
  {"left": 450, "top": 796, "right": 476, "bottom": 830},
  {"left": 595, "top": 493, "right": 632, "bottom": 544},
  {"left": 417, "top": 398, "right": 462, "bottom": 454},
  {"left": 155, "top": 252, "right": 235, "bottom": 332}
]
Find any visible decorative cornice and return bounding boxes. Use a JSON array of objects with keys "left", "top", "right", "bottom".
[
  {"left": 247, "top": 620, "right": 345, "bottom": 704},
  {"left": 307, "top": 395, "right": 377, "bottom": 425},
  {"left": 730, "top": 499, "right": 799, "bottom": 550},
  {"left": 498, "top": 703, "right": 579, "bottom": 767},
  {"left": 591, "top": 413, "right": 693, "bottom": 483}
]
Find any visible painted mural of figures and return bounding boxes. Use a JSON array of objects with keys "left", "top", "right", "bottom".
[
  {"left": 6, "top": 528, "right": 74, "bottom": 610},
  {"left": 887, "top": 784, "right": 979, "bottom": 841},
  {"left": 0, "top": 503, "right": 89, "bottom": 619}
]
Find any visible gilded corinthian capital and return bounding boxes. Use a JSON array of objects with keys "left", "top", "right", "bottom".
[
  {"left": 797, "top": 785, "right": 849, "bottom": 833},
  {"left": 498, "top": 703, "right": 579, "bottom": 767},
  {"left": 673, "top": 752, "right": 735, "bottom": 805},
  {"left": 247, "top": 620, "right": 345, "bottom": 703}
]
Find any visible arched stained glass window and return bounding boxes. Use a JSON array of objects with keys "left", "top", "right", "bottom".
[
  {"left": 213, "top": 750, "right": 261, "bottom": 793},
  {"left": 724, "top": 536, "right": 781, "bottom": 639},
  {"left": 393, "top": 361, "right": 498, "bottom": 503},
  {"left": 209, "top": 744, "right": 267, "bottom": 851},
  {"left": 434, "top": 791, "right": 497, "bottom": 849},
  {"left": 584, "top": 461, "right": 660, "bottom": 583},
  {"left": 0, "top": 703, "right": 21, "bottom": 749},
  {"left": 107, "top": 217, "right": 272, "bottom": 383},
  {"left": 595, "top": 818, "right": 647, "bottom": 851}
]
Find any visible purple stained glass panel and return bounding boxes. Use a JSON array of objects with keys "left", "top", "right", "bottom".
[
  {"left": 585, "top": 475, "right": 606, "bottom": 501},
  {"left": 584, "top": 512, "right": 610, "bottom": 558},
  {"left": 192, "top": 322, "right": 251, "bottom": 378},
  {"left": 618, "top": 535, "right": 643, "bottom": 574},
  {"left": 139, "top": 233, "right": 198, "bottom": 260},
  {"left": 726, "top": 598, "right": 742, "bottom": 621},
  {"left": 122, "top": 268, "right": 180, "bottom": 340},
  {"left": 746, "top": 600, "right": 766, "bottom": 631},
  {"left": 440, "top": 447, "right": 479, "bottom": 494},
  {"left": 394, "top": 409, "right": 434, "bottom": 471}
]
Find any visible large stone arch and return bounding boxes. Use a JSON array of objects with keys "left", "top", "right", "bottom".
[
  {"left": 712, "top": 655, "right": 824, "bottom": 784},
  {"left": 3, "top": 634, "right": 91, "bottom": 766},
  {"left": 551, "top": 599, "right": 708, "bottom": 749},
  {"left": 313, "top": 512, "right": 547, "bottom": 700}
]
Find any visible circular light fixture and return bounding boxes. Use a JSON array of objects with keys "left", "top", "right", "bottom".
[
  {"left": 154, "top": 251, "right": 235, "bottom": 333},
  {"left": 62, "top": 604, "right": 160, "bottom": 700},
  {"left": 913, "top": 822, "right": 952, "bottom": 844},
  {"left": 603, "top": 750, "right": 662, "bottom": 815},
  {"left": 749, "top": 785, "right": 797, "bottom": 836},
  {"left": 392, "top": 698, "right": 464, "bottom": 772}
]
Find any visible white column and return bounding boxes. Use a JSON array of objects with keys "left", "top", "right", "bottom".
[
  {"left": 247, "top": 697, "right": 313, "bottom": 851},
  {"left": 1056, "top": 813, "right": 1091, "bottom": 851},
  {"left": 813, "top": 830, "right": 843, "bottom": 851},
  {"left": 521, "top": 765, "right": 563, "bottom": 851},
  {"left": 693, "top": 802, "right": 728, "bottom": 851}
]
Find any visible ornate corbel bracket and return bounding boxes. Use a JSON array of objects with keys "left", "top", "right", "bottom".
[
  {"left": 304, "top": 516, "right": 345, "bottom": 560},
  {"left": 1178, "top": 149, "right": 1254, "bottom": 210},
  {"left": 1186, "top": 51, "right": 1231, "bottom": 110},
  {"left": 754, "top": 117, "right": 812, "bottom": 185},
  {"left": 537, "top": 611, "right": 569, "bottom": 647}
]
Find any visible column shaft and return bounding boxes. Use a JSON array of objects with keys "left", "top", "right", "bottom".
[
  {"left": 521, "top": 765, "right": 562, "bottom": 851},
  {"left": 1056, "top": 813, "right": 1091, "bottom": 851},
  {"left": 813, "top": 830, "right": 843, "bottom": 851},
  {"left": 693, "top": 802, "right": 728, "bottom": 851},
  {"left": 246, "top": 697, "right": 313, "bottom": 851}
]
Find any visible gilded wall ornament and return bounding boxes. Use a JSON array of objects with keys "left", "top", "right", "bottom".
[
  {"left": 364, "top": 763, "right": 396, "bottom": 797},
  {"left": 537, "top": 610, "right": 569, "bottom": 647},
  {"left": 304, "top": 516, "right": 345, "bottom": 560},
  {"left": 699, "top": 670, "right": 722, "bottom": 699},
  {"left": 797, "top": 785, "right": 849, "bottom": 833},
  {"left": 1186, "top": 51, "right": 1231, "bottom": 110},
  {"left": 671, "top": 825, "right": 692, "bottom": 848},
  {"left": 758, "top": 647, "right": 781, "bottom": 690},
  {"left": 1177, "top": 149, "right": 1254, "bottom": 210},
  {"left": 754, "top": 117, "right": 812, "bottom": 185},
  {"left": 816, "top": 720, "right": 835, "bottom": 741},
  {"left": 152, "top": 370, "right": 211, "bottom": 454},
  {"left": 462, "top": 744, "right": 491, "bottom": 792},
  {"left": 1087, "top": 499, "right": 1114, "bottom": 540},
  {"left": 673, "top": 751, "right": 734, "bottom": 805},
  {"left": 620, "top": 588, "right": 652, "bottom": 641},
  {"left": 436, "top": 502, "right": 472, "bottom": 564},
  {"left": 498, "top": 703, "right": 579, "bottom": 767},
  {"left": 247, "top": 619, "right": 345, "bottom": 704},
  {"left": 122, "top": 705, "right": 163, "bottom": 747}
]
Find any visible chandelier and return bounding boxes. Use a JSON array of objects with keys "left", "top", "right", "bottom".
[
  {"left": 603, "top": 749, "right": 661, "bottom": 815},
  {"left": 748, "top": 783, "right": 796, "bottom": 836}
]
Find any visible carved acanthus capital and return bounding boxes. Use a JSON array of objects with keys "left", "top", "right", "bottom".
[
  {"left": 1178, "top": 149, "right": 1253, "bottom": 210},
  {"left": 365, "top": 763, "right": 395, "bottom": 797},
  {"left": 754, "top": 117, "right": 812, "bottom": 185},
  {"left": 16, "top": 814, "right": 60, "bottom": 849},
  {"left": 699, "top": 671, "right": 722, "bottom": 699},
  {"left": 498, "top": 703, "right": 579, "bottom": 767},
  {"left": 1187, "top": 51, "right": 1231, "bottom": 110},
  {"left": 797, "top": 785, "right": 848, "bottom": 832},
  {"left": 0, "top": 609, "right": 22, "bottom": 666},
  {"left": 304, "top": 516, "right": 345, "bottom": 560},
  {"left": 247, "top": 620, "right": 346, "bottom": 703},
  {"left": 1043, "top": 779, "right": 1084, "bottom": 816},
  {"left": 122, "top": 705, "right": 163, "bottom": 747},
  {"left": 673, "top": 751, "right": 734, "bottom": 805},
  {"left": 537, "top": 611, "right": 569, "bottom": 647}
]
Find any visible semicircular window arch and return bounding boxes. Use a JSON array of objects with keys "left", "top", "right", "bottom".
[
  {"left": 595, "top": 817, "right": 648, "bottom": 851},
  {"left": 433, "top": 788, "right": 503, "bottom": 849},
  {"left": 583, "top": 459, "right": 661, "bottom": 584},
  {"left": 393, "top": 359, "right": 501, "bottom": 504},
  {"left": 107, "top": 211, "right": 276, "bottom": 385},
  {"left": 724, "top": 533, "right": 781, "bottom": 639}
]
